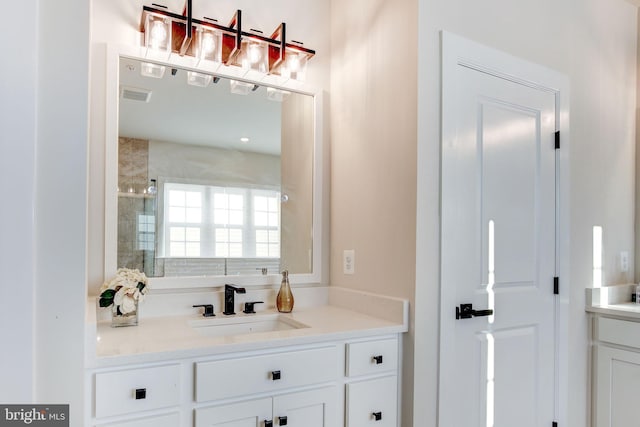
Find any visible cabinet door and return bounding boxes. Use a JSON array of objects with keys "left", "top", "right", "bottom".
[
  {"left": 195, "top": 398, "right": 272, "bottom": 427},
  {"left": 273, "top": 386, "right": 337, "bottom": 427},
  {"left": 346, "top": 376, "right": 397, "bottom": 427},
  {"left": 594, "top": 345, "right": 640, "bottom": 427}
]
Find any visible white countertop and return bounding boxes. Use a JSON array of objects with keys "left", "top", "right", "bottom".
[
  {"left": 586, "top": 302, "right": 640, "bottom": 320},
  {"left": 87, "top": 287, "right": 409, "bottom": 368}
]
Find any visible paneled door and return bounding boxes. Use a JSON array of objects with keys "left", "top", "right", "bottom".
[{"left": 439, "top": 32, "right": 561, "bottom": 427}]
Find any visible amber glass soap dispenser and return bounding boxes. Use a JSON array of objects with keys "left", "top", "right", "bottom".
[{"left": 276, "top": 270, "right": 294, "bottom": 313}]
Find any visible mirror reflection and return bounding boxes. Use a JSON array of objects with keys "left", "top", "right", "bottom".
[{"left": 117, "top": 57, "right": 314, "bottom": 278}]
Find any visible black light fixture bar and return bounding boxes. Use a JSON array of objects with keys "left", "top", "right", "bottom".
[{"left": 179, "top": 0, "right": 193, "bottom": 56}]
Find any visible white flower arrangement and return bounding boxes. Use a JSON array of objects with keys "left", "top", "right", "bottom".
[{"left": 99, "top": 268, "right": 149, "bottom": 315}]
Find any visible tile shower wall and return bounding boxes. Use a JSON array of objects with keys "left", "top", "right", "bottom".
[{"left": 117, "top": 137, "right": 154, "bottom": 274}]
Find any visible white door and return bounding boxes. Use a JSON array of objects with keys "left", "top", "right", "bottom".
[{"left": 440, "top": 33, "right": 559, "bottom": 427}]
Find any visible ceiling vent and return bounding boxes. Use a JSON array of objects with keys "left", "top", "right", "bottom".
[{"left": 120, "top": 86, "right": 152, "bottom": 102}]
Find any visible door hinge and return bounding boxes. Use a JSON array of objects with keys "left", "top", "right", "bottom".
[
  {"left": 555, "top": 131, "right": 560, "bottom": 149},
  {"left": 552, "top": 421, "right": 558, "bottom": 427},
  {"left": 553, "top": 277, "right": 559, "bottom": 295}
]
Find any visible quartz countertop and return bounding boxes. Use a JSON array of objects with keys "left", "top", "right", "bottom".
[
  {"left": 86, "top": 286, "right": 409, "bottom": 368},
  {"left": 586, "top": 302, "right": 640, "bottom": 320}
]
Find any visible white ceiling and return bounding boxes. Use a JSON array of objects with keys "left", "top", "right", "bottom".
[{"left": 118, "top": 58, "right": 283, "bottom": 156}]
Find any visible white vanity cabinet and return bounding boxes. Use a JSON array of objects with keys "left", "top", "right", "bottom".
[
  {"left": 592, "top": 316, "right": 640, "bottom": 427},
  {"left": 89, "top": 335, "right": 402, "bottom": 427}
]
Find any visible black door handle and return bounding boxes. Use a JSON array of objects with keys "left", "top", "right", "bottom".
[
  {"left": 455, "top": 303, "right": 493, "bottom": 320},
  {"left": 265, "top": 420, "right": 273, "bottom": 427},
  {"left": 278, "top": 416, "right": 288, "bottom": 425},
  {"left": 372, "top": 411, "right": 382, "bottom": 421}
]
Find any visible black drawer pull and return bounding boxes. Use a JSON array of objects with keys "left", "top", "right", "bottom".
[
  {"left": 279, "top": 415, "right": 288, "bottom": 425},
  {"left": 372, "top": 411, "right": 382, "bottom": 421},
  {"left": 135, "top": 388, "right": 146, "bottom": 400},
  {"left": 373, "top": 355, "right": 383, "bottom": 364},
  {"left": 265, "top": 420, "right": 273, "bottom": 427},
  {"left": 272, "top": 370, "right": 281, "bottom": 380}
]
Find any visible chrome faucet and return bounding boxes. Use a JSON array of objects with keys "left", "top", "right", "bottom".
[{"left": 223, "top": 284, "right": 246, "bottom": 315}]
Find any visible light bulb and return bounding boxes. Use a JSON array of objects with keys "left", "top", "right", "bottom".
[
  {"left": 286, "top": 53, "right": 301, "bottom": 72},
  {"left": 248, "top": 43, "right": 263, "bottom": 64},
  {"left": 201, "top": 32, "right": 215, "bottom": 55},
  {"left": 150, "top": 20, "right": 168, "bottom": 49}
]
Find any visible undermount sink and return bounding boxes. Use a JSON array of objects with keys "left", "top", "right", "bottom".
[{"left": 189, "top": 313, "right": 310, "bottom": 338}]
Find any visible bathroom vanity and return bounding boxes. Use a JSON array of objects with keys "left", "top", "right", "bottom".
[
  {"left": 85, "top": 287, "right": 408, "bottom": 427},
  {"left": 88, "top": 35, "right": 405, "bottom": 426},
  {"left": 586, "top": 285, "right": 640, "bottom": 427}
]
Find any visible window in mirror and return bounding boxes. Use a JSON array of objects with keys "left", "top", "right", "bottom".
[{"left": 157, "top": 182, "right": 281, "bottom": 270}]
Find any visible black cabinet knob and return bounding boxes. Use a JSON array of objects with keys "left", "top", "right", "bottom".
[
  {"left": 134, "top": 388, "right": 146, "bottom": 400},
  {"left": 373, "top": 355, "right": 383, "bottom": 364},
  {"left": 278, "top": 416, "right": 288, "bottom": 425},
  {"left": 272, "top": 370, "right": 281, "bottom": 380},
  {"left": 265, "top": 420, "right": 273, "bottom": 427},
  {"left": 372, "top": 411, "right": 382, "bottom": 421}
]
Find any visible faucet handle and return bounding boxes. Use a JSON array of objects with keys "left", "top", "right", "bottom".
[
  {"left": 193, "top": 304, "right": 215, "bottom": 317},
  {"left": 243, "top": 301, "right": 264, "bottom": 314}
]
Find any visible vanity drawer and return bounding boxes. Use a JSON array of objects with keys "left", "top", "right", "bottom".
[
  {"left": 596, "top": 317, "right": 640, "bottom": 349},
  {"left": 346, "top": 338, "right": 398, "bottom": 377},
  {"left": 94, "top": 364, "right": 180, "bottom": 418},
  {"left": 195, "top": 346, "right": 338, "bottom": 402},
  {"left": 346, "top": 375, "right": 398, "bottom": 427}
]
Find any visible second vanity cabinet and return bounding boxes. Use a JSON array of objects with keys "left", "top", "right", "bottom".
[
  {"left": 89, "top": 335, "right": 401, "bottom": 427},
  {"left": 592, "top": 315, "right": 640, "bottom": 427}
]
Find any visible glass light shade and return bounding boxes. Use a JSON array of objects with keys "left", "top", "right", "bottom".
[
  {"left": 144, "top": 13, "right": 171, "bottom": 57},
  {"left": 187, "top": 71, "right": 213, "bottom": 87},
  {"left": 236, "top": 39, "right": 269, "bottom": 74},
  {"left": 281, "top": 49, "right": 309, "bottom": 82},
  {"left": 140, "top": 62, "right": 166, "bottom": 79},
  {"left": 229, "top": 80, "right": 254, "bottom": 95},
  {"left": 195, "top": 27, "right": 222, "bottom": 65}
]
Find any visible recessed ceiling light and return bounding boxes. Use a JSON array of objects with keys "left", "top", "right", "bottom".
[{"left": 240, "top": 137, "right": 250, "bottom": 143}]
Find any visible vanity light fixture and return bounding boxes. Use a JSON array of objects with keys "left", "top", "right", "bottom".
[
  {"left": 230, "top": 31, "right": 269, "bottom": 80},
  {"left": 194, "top": 25, "right": 222, "bottom": 66},
  {"left": 143, "top": 10, "right": 172, "bottom": 59},
  {"left": 140, "top": 4, "right": 315, "bottom": 82},
  {"left": 240, "top": 137, "right": 250, "bottom": 143}
]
